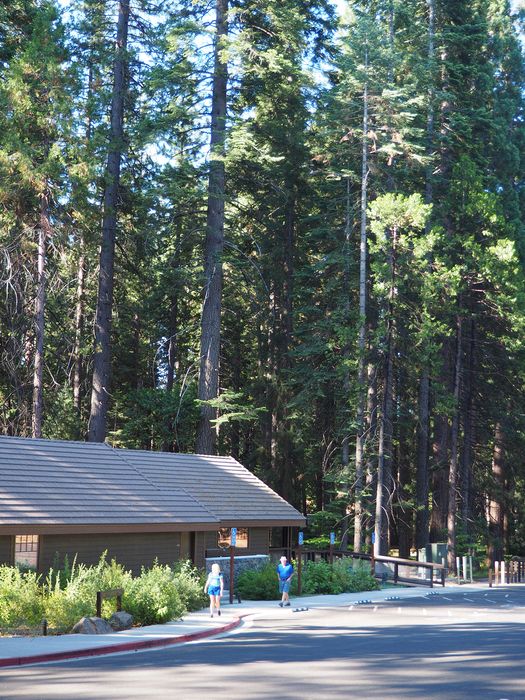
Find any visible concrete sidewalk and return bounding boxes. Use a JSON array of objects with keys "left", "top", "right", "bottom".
[{"left": 0, "top": 580, "right": 510, "bottom": 668}]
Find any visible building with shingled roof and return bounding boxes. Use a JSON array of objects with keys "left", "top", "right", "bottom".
[{"left": 0, "top": 436, "right": 304, "bottom": 573}]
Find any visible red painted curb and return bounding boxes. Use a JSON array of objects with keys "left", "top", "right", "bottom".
[{"left": 0, "top": 616, "right": 242, "bottom": 669}]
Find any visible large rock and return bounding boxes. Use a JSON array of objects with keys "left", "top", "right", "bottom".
[
  {"left": 72, "top": 616, "right": 113, "bottom": 635},
  {"left": 109, "top": 611, "right": 133, "bottom": 631}
]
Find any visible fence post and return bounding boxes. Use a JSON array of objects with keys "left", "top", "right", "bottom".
[
  {"left": 297, "top": 538, "right": 303, "bottom": 596},
  {"left": 229, "top": 546, "right": 235, "bottom": 604}
]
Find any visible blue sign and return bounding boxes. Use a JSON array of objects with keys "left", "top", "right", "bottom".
[
  {"left": 298, "top": 532, "right": 304, "bottom": 546},
  {"left": 330, "top": 531, "right": 335, "bottom": 545},
  {"left": 371, "top": 532, "right": 376, "bottom": 544},
  {"left": 230, "top": 527, "right": 237, "bottom": 547}
]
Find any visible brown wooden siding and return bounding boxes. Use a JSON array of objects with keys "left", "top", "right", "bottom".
[
  {"left": 0, "top": 535, "right": 12, "bottom": 565},
  {"left": 40, "top": 532, "right": 183, "bottom": 575},
  {"left": 248, "top": 527, "right": 270, "bottom": 554},
  {"left": 194, "top": 531, "right": 206, "bottom": 568}
]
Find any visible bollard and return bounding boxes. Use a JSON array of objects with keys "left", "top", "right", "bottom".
[
  {"left": 502, "top": 560, "right": 506, "bottom": 585},
  {"left": 495, "top": 561, "right": 499, "bottom": 585},
  {"left": 462, "top": 556, "right": 467, "bottom": 584},
  {"left": 489, "top": 568, "right": 492, "bottom": 587},
  {"left": 42, "top": 619, "right": 48, "bottom": 636}
]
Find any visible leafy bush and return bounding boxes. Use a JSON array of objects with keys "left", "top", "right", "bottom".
[
  {"left": 0, "top": 555, "right": 208, "bottom": 634},
  {"left": 123, "top": 563, "right": 185, "bottom": 625},
  {"left": 237, "top": 563, "right": 281, "bottom": 600},
  {"left": 303, "top": 536, "right": 342, "bottom": 550},
  {"left": 43, "top": 555, "right": 131, "bottom": 631},
  {"left": 171, "top": 560, "right": 208, "bottom": 611},
  {"left": 0, "top": 566, "right": 44, "bottom": 628},
  {"left": 237, "top": 559, "right": 379, "bottom": 600}
]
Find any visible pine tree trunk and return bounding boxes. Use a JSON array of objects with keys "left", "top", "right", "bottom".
[
  {"left": 374, "top": 225, "right": 397, "bottom": 556},
  {"left": 447, "top": 315, "right": 462, "bottom": 571},
  {"left": 354, "top": 45, "right": 369, "bottom": 553},
  {"left": 196, "top": 0, "right": 228, "bottom": 455},
  {"left": 487, "top": 421, "right": 505, "bottom": 565},
  {"left": 32, "top": 192, "right": 50, "bottom": 438},
  {"left": 340, "top": 177, "right": 351, "bottom": 550},
  {"left": 415, "top": 370, "right": 430, "bottom": 550},
  {"left": 460, "top": 318, "right": 475, "bottom": 526},
  {"left": 88, "top": 0, "right": 130, "bottom": 442},
  {"left": 415, "top": 0, "right": 436, "bottom": 553},
  {"left": 72, "top": 234, "right": 85, "bottom": 427}
]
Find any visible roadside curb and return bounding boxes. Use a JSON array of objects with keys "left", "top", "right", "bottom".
[{"left": 0, "top": 616, "right": 242, "bottom": 669}]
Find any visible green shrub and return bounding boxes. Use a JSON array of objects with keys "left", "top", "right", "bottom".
[
  {"left": 237, "top": 559, "right": 379, "bottom": 600},
  {"left": 171, "top": 560, "right": 208, "bottom": 611},
  {"left": 43, "top": 555, "right": 131, "bottom": 631},
  {"left": 303, "top": 537, "right": 342, "bottom": 550},
  {"left": 123, "top": 563, "right": 185, "bottom": 625},
  {"left": 346, "top": 567, "right": 380, "bottom": 593},
  {"left": 0, "top": 566, "right": 44, "bottom": 628},
  {"left": 237, "top": 563, "right": 281, "bottom": 600}
]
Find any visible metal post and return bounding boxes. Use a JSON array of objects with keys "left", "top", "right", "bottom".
[
  {"left": 462, "top": 556, "right": 467, "bottom": 584},
  {"left": 469, "top": 556, "right": 473, "bottom": 583},
  {"left": 297, "top": 545, "right": 302, "bottom": 596},
  {"left": 229, "top": 545, "right": 235, "bottom": 605},
  {"left": 370, "top": 554, "right": 375, "bottom": 579},
  {"left": 456, "top": 556, "right": 461, "bottom": 584},
  {"left": 42, "top": 619, "right": 48, "bottom": 636},
  {"left": 495, "top": 560, "right": 499, "bottom": 585},
  {"left": 502, "top": 560, "right": 506, "bottom": 585},
  {"left": 489, "top": 568, "right": 492, "bottom": 587},
  {"left": 96, "top": 591, "right": 102, "bottom": 618}
]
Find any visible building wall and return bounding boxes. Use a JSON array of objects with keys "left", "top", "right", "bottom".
[
  {"left": 0, "top": 536, "right": 12, "bottom": 566},
  {"left": 0, "top": 527, "right": 272, "bottom": 572},
  {"left": 40, "top": 532, "right": 183, "bottom": 575}
]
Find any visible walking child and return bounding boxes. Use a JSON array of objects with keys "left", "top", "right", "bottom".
[{"left": 204, "top": 563, "right": 224, "bottom": 617}]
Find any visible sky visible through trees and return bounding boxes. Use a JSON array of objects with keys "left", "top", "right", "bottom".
[{"left": 1, "top": 0, "right": 524, "bottom": 568}]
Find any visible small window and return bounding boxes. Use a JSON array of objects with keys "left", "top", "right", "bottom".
[
  {"left": 217, "top": 527, "right": 248, "bottom": 549},
  {"left": 14, "top": 535, "right": 39, "bottom": 569}
]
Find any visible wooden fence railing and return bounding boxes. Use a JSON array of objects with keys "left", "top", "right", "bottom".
[{"left": 270, "top": 548, "right": 446, "bottom": 588}]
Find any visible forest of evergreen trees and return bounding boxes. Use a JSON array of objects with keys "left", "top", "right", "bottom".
[{"left": 1, "top": 0, "right": 524, "bottom": 568}]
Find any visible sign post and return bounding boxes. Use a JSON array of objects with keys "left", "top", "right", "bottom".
[
  {"left": 329, "top": 531, "right": 335, "bottom": 565},
  {"left": 229, "top": 527, "right": 237, "bottom": 604},
  {"left": 298, "top": 531, "right": 304, "bottom": 595}
]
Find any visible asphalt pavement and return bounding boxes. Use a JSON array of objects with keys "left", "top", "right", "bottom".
[{"left": 1, "top": 584, "right": 525, "bottom": 699}]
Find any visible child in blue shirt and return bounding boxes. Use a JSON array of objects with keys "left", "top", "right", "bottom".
[{"left": 204, "top": 563, "right": 224, "bottom": 618}]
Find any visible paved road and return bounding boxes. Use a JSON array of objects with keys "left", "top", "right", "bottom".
[{"left": 1, "top": 589, "right": 524, "bottom": 700}]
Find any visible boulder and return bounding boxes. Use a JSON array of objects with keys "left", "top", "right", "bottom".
[
  {"left": 109, "top": 611, "right": 133, "bottom": 631},
  {"left": 72, "top": 616, "right": 113, "bottom": 635}
]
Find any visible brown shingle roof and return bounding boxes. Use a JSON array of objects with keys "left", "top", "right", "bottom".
[
  {"left": 116, "top": 449, "right": 305, "bottom": 525},
  {"left": 0, "top": 437, "right": 304, "bottom": 529},
  {"left": 0, "top": 437, "right": 217, "bottom": 527}
]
